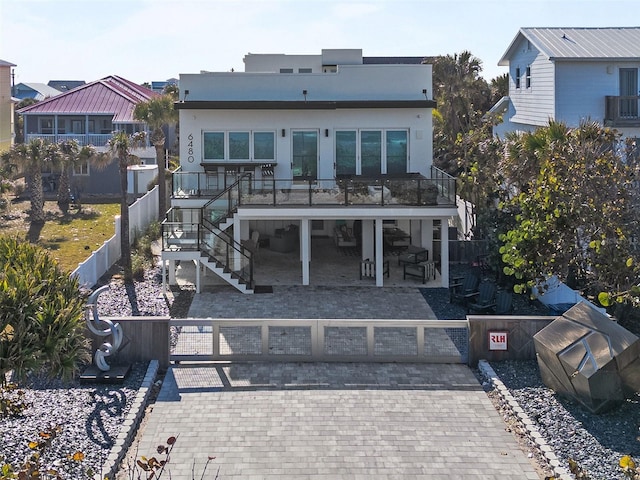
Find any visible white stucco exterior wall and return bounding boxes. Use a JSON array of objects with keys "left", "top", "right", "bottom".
[{"left": 178, "top": 107, "right": 433, "bottom": 177}]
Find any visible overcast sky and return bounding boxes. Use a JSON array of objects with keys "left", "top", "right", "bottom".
[{"left": 1, "top": 0, "right": 636, "bottom": 86}]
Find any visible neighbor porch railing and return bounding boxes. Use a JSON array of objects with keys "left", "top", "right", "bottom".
[
  {"left": 604, "top": 95, "right": 640, "bottom": 127},
  {"left": 24, "top": 132, "right": 153, "bottom": 148},
  {"left": 25, "top": 133, "right": 113, "bottom": 147}
]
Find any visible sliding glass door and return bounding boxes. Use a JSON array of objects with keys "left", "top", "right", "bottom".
[
  {"left": 386, "top": 130, "right": 408, "bottom": 174},
  {"left": 360, "top": 130, "right": 382, "bottom": 176},
  {"left": 335, "top": 130, "right": 357, "bottom": 176},
  {"left": 292, "top": 130, "right": 318, "bottom": 180}
]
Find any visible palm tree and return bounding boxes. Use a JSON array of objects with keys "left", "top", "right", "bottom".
[
  {"left": 0, "top": 138, "right": 51, "bottom": 224},
  {"left": 133, "top": 94, "right": 178, "bottom": 220},
  {"left": 102, "top": 130, "right": 146, "bottom": 281},
  {"left": 431, "top": 51, "right": 492, "bottom": 175},
  {"left": 55, "top": 140, "right": 97, "bottom": 214}
]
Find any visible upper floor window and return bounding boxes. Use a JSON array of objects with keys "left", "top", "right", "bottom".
[
  {"left": 203, "top": 131, "right": 275, "bottom": 162},
  {"left": 526, "top": 66, "right": 531, "bottom": 88},
  {"left": 335, "top": 129, "right": 408, "bottom": 176},
  {"left": 40, "top": 118, "right": 53, "bottom": 134},
  {"left": 279, "top": 68, "right": 294, "bottom": 73},
  {"left": 515, "top": 67, "right": 521, "bottom": 89},
  {"left": 299, "top": 68, "right": 312, "bottom": 73},
  {"left": 71, "top": 119, "right": 84, "bottom": 134}
]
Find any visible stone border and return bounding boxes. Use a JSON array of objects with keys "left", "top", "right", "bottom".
[
  {"left": 97, "top": 359, "right": 160, "bottom": 480},
  {"left": 477, "top": 359, "right": 573, "bottom": 480}
]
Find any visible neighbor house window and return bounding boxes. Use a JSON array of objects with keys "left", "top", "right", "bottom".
[
  {"left": 71, "top": 120, "right": 84, "bottom": 134},
  {"left": 279, "top": 68, "right": 293, "bottom": 73},
  {"left": 40, "top": 118, "right": 53, "bottom": 134},
  {"left": 526, "top": 66, "right": 531, "bottom": 88},
  {"left": 73, "top": 161, "right": 89, "bottom": 176},
  {"left": 515, "top": 67, "right": 521, "bottom": 89},
  {"left": 299, "top": 68, "right": 312, "bottom": 73}
]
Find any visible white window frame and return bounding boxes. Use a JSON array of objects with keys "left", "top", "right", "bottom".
[
  {"left": 73, "top": 160, "right": 90, "bottom": 176},
  {"left": 335, "top": 128, "right": 409, "bottom": 176},
  {"left": 202, "top": 131, "right": 276, "bottom": 162}
]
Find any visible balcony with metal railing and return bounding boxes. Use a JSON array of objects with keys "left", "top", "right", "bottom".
[
  {"left": 171, "top": 167, "right": 457, "bottom": 208},
  {"left": 24, "top": 132, "right": 153, "bottom": 148},
  {"left": 604, "top": 96, "right": 640, "bottom": 127}
]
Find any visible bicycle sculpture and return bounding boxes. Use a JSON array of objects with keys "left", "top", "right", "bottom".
[{"left": 85, "top": 285, "right": 123, "bottom": 372}]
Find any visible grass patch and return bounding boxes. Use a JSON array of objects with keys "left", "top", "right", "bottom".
[{"left": 0, "top": 200, "right": 121, "bottom": 273}]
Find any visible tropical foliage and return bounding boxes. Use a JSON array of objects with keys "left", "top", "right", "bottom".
[
  {"left": 0, "top": 236, "right": 89, "bottom": 384},
  {"left": 494, "top": 121, "right": 640, "bottom": 310},
  {"left": 133, "top": 94, "right": 178, "bottom": 220},
  {"left": 431, "top": 51, "right": 504, "bottom": 175},
  {"left": 54, "top": 140, "right": 97, "bottom": 214},
  {"left": 0, "top": 138, "right": 52, "bottom": 223},
  {"left": 100, "top": 131, "right": 146, "bottom": 281}
]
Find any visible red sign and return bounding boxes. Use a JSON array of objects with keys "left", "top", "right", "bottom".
[{"left": 489, "top": 331, "right": 508, "bottom": 351}]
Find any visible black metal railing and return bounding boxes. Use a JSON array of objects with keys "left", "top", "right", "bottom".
[
  {"left": 605, "top": 95, "right": 640, "bottom": 126},
  {"left": 199, "top": 223, "right": 254, "bottom": 290},
  {"left": 172, "top": 171, "right": 457, "bottom": 207}
]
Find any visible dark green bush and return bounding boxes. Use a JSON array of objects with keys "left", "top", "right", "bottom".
[{"left": 0, "top": 236, "right": 90, "bottom": 383}]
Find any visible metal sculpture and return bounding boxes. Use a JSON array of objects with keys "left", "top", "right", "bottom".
[
  {"left": 85, "top": 285, "right": 123, "bottom": 372},
  {"left": 534, "top": 302, "right": 640, "bottom": 413}
]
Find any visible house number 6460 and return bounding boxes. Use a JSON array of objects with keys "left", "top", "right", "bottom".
[{"left": 187, "top": 133, "right": 195, "bottom": 162}]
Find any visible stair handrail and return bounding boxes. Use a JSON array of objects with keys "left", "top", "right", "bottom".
[
  {"left": 201, "top": 172, "right": 252, "bottom": 231},
  {"left": 199, "top": 222, "right": 254, "bottom": 290}
]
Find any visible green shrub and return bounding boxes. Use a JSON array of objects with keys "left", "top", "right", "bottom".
[
  {"left": 0, "top": 236, "right": 90, "bottom": 383},
  {"left": 131, "top": 252, "right": 147, "bottom": 281}
]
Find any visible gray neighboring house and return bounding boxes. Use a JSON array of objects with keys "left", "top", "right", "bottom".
[
  {"left": 18, "top": 75, "right": 157, "bottom": 198},
  {"left": 493, "top": 27, "right": 640, "bottom": 141},
  {"left": 12, "top": 82, "right": 62, "bottom": 101},
  {"left": 47, "top": 80, "right": 85, "bottom": 93}
]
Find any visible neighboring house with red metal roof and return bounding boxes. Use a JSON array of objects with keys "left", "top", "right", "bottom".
[{"left": 18, "top": 75, "right": 158, "bottom": 197}]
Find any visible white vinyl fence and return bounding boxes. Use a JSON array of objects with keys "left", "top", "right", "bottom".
[{"left": 71, "top": 187, "right": 159, "bottom": 288}]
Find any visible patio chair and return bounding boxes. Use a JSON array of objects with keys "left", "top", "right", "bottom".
[
  {"left": 494, "top": 291, "right": 513, "bottom": 314},
  {"left": 449, "top": 273, "right": 480, "bottom": 304},
  {"left": 467, "top": 281, "right": 497, "bottom": 314}
]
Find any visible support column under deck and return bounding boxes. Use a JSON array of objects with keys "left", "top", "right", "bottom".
[{"left": 301, "top": 219, "right": 310, "bottom": 285}]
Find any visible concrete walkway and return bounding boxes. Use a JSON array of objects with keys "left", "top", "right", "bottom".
[
  {"left": 134, "top": 261, "right": 541, "bottom": 478},
  {"left": 136, "top": 362, "right": 540, "bottom": 479}
]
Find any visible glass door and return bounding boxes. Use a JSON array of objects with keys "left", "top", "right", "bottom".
[
  {"left": 292, "top": 130, "right": 318, "bottom": 180},
  {"left": 335, "top": 130, "right": 357, "bottom": 176},
  {"left": 385, "top": 130, "right": 408, "bottom": 174},
  {"left": 360, "top": 130, "right": 382, "bottom": 176},
  {"left": 620, "top": 68, "right": 638, "bottom": 118}
]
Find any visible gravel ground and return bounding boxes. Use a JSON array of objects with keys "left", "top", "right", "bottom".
[
  {"left": 485, "top": 360, "right": 640, "bottom": 480},
  {"left": 0, "top": 363, "right": 147, "bottom": 478},
  {"left": 423, "top": 275, "right": 640, "bottom": 480},
  {"left": 0, "top": 265, "right": 186, "bottom": 478}
]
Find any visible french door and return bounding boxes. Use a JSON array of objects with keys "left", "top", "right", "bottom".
[
  {"left": 292, "top": 130, "right": 318, "bottom": 180},
  {"left": 335, "top": 129, "right": 408, "bottom": 177}
]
